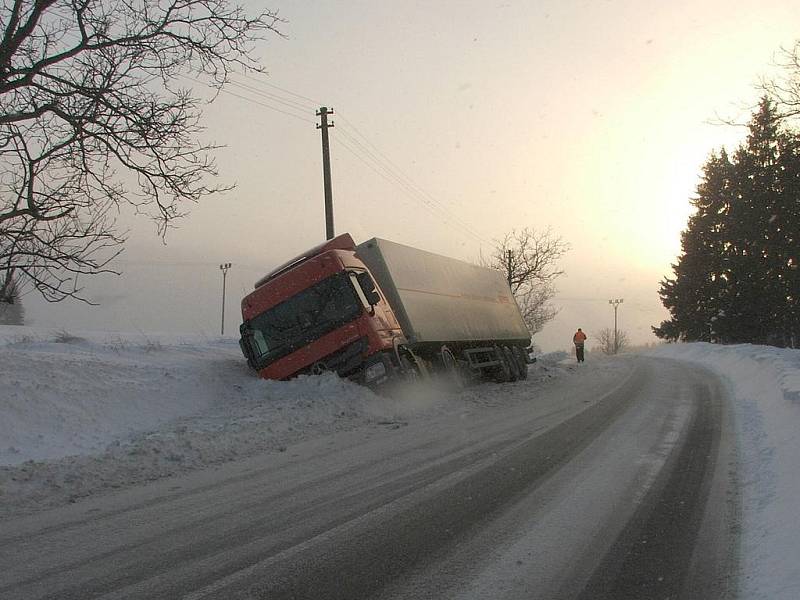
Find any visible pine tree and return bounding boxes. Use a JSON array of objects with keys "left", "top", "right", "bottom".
[
  {"left": 777, "top": 132, "right": 800, "bottom": 346},
  {"left": 727, "top": 98, "right": 780, "bottom": 344},
  {"left": 655, "top": 97, "right": 799, "bottom": 346},
  {"left": 654, "top": 151, "right": 734, "bottom": 341}
]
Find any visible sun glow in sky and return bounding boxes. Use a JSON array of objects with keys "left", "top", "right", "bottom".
[{"left": 22, "top": 0, "right": 800, "bottom": 351}]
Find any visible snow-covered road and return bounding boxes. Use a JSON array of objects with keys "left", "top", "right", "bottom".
[
  {"left": 0, "top": 333, "right": 738, "bottom": 599},
  {"left": 3, "top": 328, "right": 800, "bottom": 598}
]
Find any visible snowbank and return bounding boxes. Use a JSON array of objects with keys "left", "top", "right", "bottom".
[
  {"left": 0, "top": 326, "right": 574, "bottom": 517},
  {"left": 1, "top": 328, "right": 249, "bottom": 465},
  {"left": 650, "top": 342, "right": 800, "bottom": 600}
]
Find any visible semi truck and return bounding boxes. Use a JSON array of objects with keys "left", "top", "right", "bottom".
[{"left": 238, "top": 233, "right": 532, "bottom": 388}]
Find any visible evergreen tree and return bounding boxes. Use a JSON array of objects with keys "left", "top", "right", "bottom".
[
  {"left": 654, "top": 150, "right": 734, "bottom": 341},
  {"left": 727, "top": 98, "right": 780, "bottom": 344},
  {"left": 777, "top": 132, "right": 800, "bottom": 346},
  {"left": 655, "top": 97, "right": 800, "bottom": 346}
]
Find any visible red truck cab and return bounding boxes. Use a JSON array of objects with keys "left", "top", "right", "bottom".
[{"left": 239, "top": 234, "right": 404, "bottom": 385}]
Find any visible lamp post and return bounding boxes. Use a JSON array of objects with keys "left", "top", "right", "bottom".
[
  {"left": 220, "top": 263, "right": 232, "bottom": 335},
  {"left": 608, "top": 298, "right": 623, "bottom": 354}
]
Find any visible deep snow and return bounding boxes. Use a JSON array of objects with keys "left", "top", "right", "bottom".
[
  {"left": 1, "top": 326, "right": 798, "bottom": 598},
  {"left": 0, "top": 326, "right": 576, "bottom": 517}
]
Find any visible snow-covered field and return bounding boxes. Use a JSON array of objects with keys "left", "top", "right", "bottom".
[{"left": 1, "top": 326, "right": 799, "bottom": 598}]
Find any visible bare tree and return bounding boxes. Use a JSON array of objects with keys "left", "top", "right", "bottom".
[
  {"left": 595, "top": 327, "right": 629, "bottom": 355},
  {"left": 758, "top": 42, "right": 800, "bottom": 119},
  {"left": 483, "top": 227, "right": 569, "bottom": 335},
  {"left": 0, "top": 268, "right": 24, "bottom": 324},
  {"left": 0, "top": 0, "right": 283, "bottom": 302}
]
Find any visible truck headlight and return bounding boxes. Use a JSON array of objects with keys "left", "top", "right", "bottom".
[{"left": 364, "top": 362, "right": 387, "bottom": 382}]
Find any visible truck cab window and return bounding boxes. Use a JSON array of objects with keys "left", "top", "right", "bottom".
[
  {"left": 246, "top": 272, "right": 361, "bottom": 368},
  {"left": 251, "top": 330, "right": 269, "bottom": 356},
  {"left": 349, "top": 271, "right": 373, "bottom": 309}
]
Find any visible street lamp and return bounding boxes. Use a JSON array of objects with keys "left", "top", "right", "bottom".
[
  {"left": 220, "top": 263, "right": 232, "bottom": 335},
  {"left": 608, "top": 298, "right": 623, "bottom": 354}
]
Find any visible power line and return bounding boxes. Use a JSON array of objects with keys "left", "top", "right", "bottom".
[
  {"left": 236, "top": 73, "right": 323, "bottom": 108},
  {"left": 179, "top": 74, "right": 315, "bottom": 124},
  {"left": 332, "top": 128, "right": 490, "bottom": 245},
  {"left": 183, "top": 71, "right": 494, "bottom": 247},
  {"left": 335, "top": 112, "right": 492, "bottom": 245},
  {"left": 335, "top": 128, "right": 424, "bottom": 197},
  {"left": 227, "top": 77, "right": 317, "bottom": 113},
  {"left": 332, "top": 134, "right": 488, "bottom": 244},
  {"left": 222, "top": 71, "right": 493, "bottom": 246},
  {"left": 217, "top": 89, "right": 315, "bottom": 124},
  {"left": 186, "top": 74, "right": 481, "bottom": 240},
  {"left": 333, "top": 128, "right": 460, "bottom": 224}
]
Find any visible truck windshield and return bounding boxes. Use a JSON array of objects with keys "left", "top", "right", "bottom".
[{"left": 243, "top": 272, "right": 361, "bottom": 368}]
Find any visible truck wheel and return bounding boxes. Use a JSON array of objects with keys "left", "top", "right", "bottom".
[
  {"left": 492, "top": 346, "right": 512, "bottom": 383},
  {"left": 503, "top": 346, "right": 520, "bottom": 382},
  {"left": 512, "top": 347, "right": 528, "bottom": 380},
  {"left": 440, "top": 346, "right": 464, "bottom": 390},
  {"left": 399, "top": 350, "right": 423, "bottom": 382},
  {"left": 310, "top": 362, "right": 328, "bottom": 376}
]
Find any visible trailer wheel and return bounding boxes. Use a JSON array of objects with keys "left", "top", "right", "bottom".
[
  {"left": 503, "top": 346, "right": 520, "bottom": 382},
  {"left": 512, "top": 347, "right": 528, "bottom": 380},
  {"left": 440, "top": 346, "right": 464, "bottom": 390},
  {"left": 492, "top": 346, "right": 513, "bottom": 383}
]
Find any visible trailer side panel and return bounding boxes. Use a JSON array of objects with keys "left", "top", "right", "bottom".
[{"left": 356, "top": 238, "right": 530, "bottom": 346}]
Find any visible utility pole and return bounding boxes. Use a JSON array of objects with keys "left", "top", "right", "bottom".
[
  {"left": 506, "top": 250, "right": 513, "bottom": 289},
  {"left": 316, "top": 107, "right": 335, "bottom": 240},
  {"left": 608, "top": 298, "right": 623, "bottom": 354},
  {"left": 220, "top": 263, "right": 232, "bottom": 335}
]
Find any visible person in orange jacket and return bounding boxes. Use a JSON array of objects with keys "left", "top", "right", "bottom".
[{"left": 573, "top": 328, "right": 587, "bottom": 363}]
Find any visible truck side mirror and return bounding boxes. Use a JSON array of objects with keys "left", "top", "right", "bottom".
[{"left": 356, "top": 272, "right": 381, "bottom": 306}]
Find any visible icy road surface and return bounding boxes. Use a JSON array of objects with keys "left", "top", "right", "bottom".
[{"left": 0, "top": 356, "right": 738, "bottom": 600}]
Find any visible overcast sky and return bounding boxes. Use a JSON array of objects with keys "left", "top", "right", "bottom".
[{"left": 21, "top": 0, "right": 800, "bottom": 351}]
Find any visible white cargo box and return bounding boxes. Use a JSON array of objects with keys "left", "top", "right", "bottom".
[{"left": 356, "top": 238, "right": 530, "bottom": 346}]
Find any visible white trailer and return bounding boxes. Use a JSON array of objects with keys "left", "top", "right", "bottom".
[{"left": 356, "top": 237, "right": 531, "bottom": 382}]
